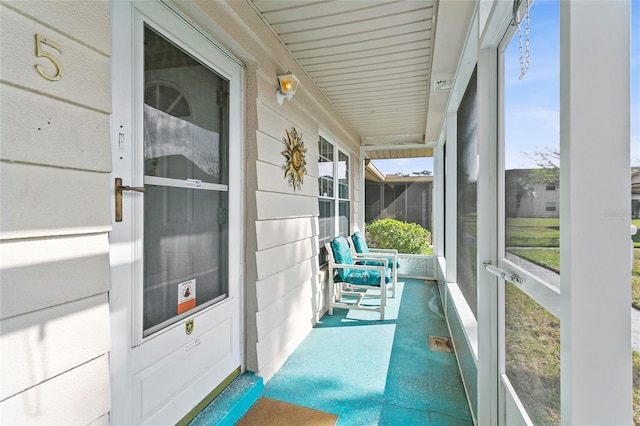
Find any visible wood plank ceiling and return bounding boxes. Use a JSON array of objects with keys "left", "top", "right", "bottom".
[{"left": 250, "top": 0, "right": 437, "bottom": 152}]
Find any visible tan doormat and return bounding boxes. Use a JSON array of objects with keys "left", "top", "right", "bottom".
[{"left": 237, "top": 397, "right": 338, "bottom": 426}]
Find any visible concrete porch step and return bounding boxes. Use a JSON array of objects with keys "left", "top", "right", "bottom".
[{"left": 188, "top": 371, "right": 263, "bottom": 426}]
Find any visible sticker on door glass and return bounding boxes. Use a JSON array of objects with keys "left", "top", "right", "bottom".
[
  {"left": 178, "top": 279, "right": 196, "bottom": 314},
  {"left": 185, "top": 179, "right": 202, "bottom": 188}
]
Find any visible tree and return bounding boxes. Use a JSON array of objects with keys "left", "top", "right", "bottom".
[
  {"left": 395, "top": 170, "right": 432, "bottom": 177},
  {"left": 412, "top": 170, "right": 432, "bottom": 176},
  {"left": 507, "top": 177, "right": 535, "bottom": 216},
  {"left": 524, "top": 147, "right": 559, "bottom": 185}
]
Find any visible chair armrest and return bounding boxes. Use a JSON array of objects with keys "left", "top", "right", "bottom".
[
  {"left": 369, "top": 248, "right": 398, "bottom": 255},
  {"left": 348, "top": 256, "right": 389, "bottom": 267},
  {"left": 333, "top": 261, "right": 387, "bottom": 270},
  {"left": 354, "top": 252, "right": 397, "bottom": 260}
]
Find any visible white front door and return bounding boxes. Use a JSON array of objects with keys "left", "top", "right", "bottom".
[{"left": 109, "top": 2, "right": 243, "bottom": 424}]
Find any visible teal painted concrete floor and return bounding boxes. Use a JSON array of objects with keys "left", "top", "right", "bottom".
[{"left": 261, "top": 279, "right": 473, "bottom": 425}]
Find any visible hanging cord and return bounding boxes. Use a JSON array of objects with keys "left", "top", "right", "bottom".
[{"left": 511, "top": 0, "right": 530, "bottom": 80}]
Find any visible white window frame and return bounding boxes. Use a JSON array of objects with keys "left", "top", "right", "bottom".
[{"left": 318, "top": 134, "right": 351, "bottom": 265}]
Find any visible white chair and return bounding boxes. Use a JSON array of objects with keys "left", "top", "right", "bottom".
[
  {"left": 348, "top": 231, "right": 398, "bottom": 298},
  {"left": 325, "top": 236, "right": 392, "bottom": 320}
]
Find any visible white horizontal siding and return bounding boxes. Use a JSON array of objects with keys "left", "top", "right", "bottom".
[
  {"left": 0, "top": 84, "right": 111, "bottom": 171},
  {"left": 0, "top": 354, "right": 111, "bottom": 425},
  {"left": 255, "top": 237, "right": 317, "bottom": 281},
  {"left": 0, "top": 234, "right": 111, "bottom": 319},
  {"left": 89, "top": 414, "right": 110, "bottom": 426},
  {"left": 255, "top": 130, "right": 320, "bottom": 180},
  {"left": 254, "top": 306, "right": 314, "bottom": 379},
  {"left": 255, "top": 217, "right": 316, "bottom": 251},
  {"left": 256, "top": 131, "right": 290, "bottom": 168},
  {"left": 0, "top": 3, "right": 111, "bottom": 114},
  {"left": 0, "top": 294, "right": 111, "bottom": 400},
  {"left": 0, "top": 162, "right": 111, "bottom": 240},
  {"left": 255, "top": 191, "right": 318, "bottom": 220},
  {"left": 0, "top": 1, "right": 112, "bottom": 424},
  {"left": 254, "top": 94, "right": 319, "bottom": 156},
  {"left": 249, "top": 67, "right": 326, "bottom": 380},
  {"left": 3, "top": 1, "right": 111, "bottom": 55},
  {"left": 256, "top": 160, "right": 318, "bottom": 197},
  {"left": 255, "top": 277, "right": 314, "bottom": 341},
  {"left": 255, "top": 258, "right": 317, "bottom": 311}
]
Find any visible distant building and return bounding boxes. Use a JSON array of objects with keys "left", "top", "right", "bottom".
[
  {"left": 632, "top": 168, "right": 640, "bottom": 218},
  {"left": 505, "top": 169, "right": 560, "bottom": 218},
  {"left": 364, "top": 161, "right": 433, "bottom": 231}
]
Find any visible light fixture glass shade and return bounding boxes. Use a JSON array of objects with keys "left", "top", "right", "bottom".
[{"left": 276, "top": 73, "right": 299, "bottom": 105}]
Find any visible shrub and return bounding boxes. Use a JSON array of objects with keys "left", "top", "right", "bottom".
[{"left": 365, "top": 219, "right": 431, "bottom": 254}]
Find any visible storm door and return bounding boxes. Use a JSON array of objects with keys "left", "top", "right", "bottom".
[{"left": 109, "top": 2, "right": 243, "bottom": 424}]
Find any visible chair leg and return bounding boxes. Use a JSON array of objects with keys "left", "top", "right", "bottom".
[
  {"left": 380, "top": 278, "right": 386, "bottom": 321},
  {"left": 328, "top": 278, "right": 334, "bottom": 316},
  {"left": 392, "top": 262, "right": 397, "bottom": 298}
]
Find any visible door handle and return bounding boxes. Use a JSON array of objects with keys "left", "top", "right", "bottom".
[{"left": 115, "top": 177, "right": 146, "bottom": 222}]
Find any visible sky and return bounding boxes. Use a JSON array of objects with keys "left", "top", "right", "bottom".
[
  {"left": 372, "top": 0, "right": 639, "bottom": 175},
  {"left": 504, "top": 0, "right": 560, "bottom": 169},
  {"left": 372, "top": 156, "right": 434, "bottom": 176}
]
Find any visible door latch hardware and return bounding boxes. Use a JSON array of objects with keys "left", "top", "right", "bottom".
[
  {"left": 115, "top": 177, "right": 146, "bottom": 222},
  {"left": 483, "top": 262, "right": 523, "bottom": 285}
]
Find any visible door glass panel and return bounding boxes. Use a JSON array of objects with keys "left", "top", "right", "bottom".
[
  {"left": 144, "top": 186, "right": 228, "bottom": 335},
  {"left": 143, "top": 25, "right": 229, "bottom": 337},
  {"left": 505, "top": 282, "right": 560, "bottom": 425},
  {"left": 144, "top": 26, "right": 228, "bottom": 185}
]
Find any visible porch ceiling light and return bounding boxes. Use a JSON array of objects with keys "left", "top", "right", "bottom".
[{"left": 276, "top": 73, "right": 299, "bottom": 105}]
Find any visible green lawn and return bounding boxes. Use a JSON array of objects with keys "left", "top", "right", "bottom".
[
  {"left": 509, "top": 230, "right": 640, "bottom": 307},
  {"left": 635, "top": 352, "right": 640, "bottom": 424},
  {"left": 509, "top": 248, "right": 560, "bottom": 274},
  {"left": 634, "top": 250, "right": 640, "bottom": 308},
  {"left": 505, "top": 250, "right": 640, "bottom": 424},
  {"left": 634, "top": 219, "right": 640, "bottom": 248},
  {"left": 505, "top": 217, "right": 640, "bottom": 424},
  {"left": 506, "top": 217, "right": 560, "bottom": 248},
  {"left": 505, "top": 283, "right": 560, "bottom": 425}
]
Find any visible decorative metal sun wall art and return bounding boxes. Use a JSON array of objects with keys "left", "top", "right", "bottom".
[{"left": 281, "top": 127, "right": 307, "bottom": 191}]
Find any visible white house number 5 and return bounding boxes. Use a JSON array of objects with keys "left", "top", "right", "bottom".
[{"left": 35, "top": 34, "right": 64, "bottom": 81}]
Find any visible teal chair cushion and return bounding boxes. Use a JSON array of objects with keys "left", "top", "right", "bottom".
[
  {"left": 330, "top": 236, "right": 353, "bottom": 280},
  {"left": 335, "top": 267, "right": 391, "bottom": 286},
  {"left": 351, "top": 231, "right": 369, "bottom": 253}
]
